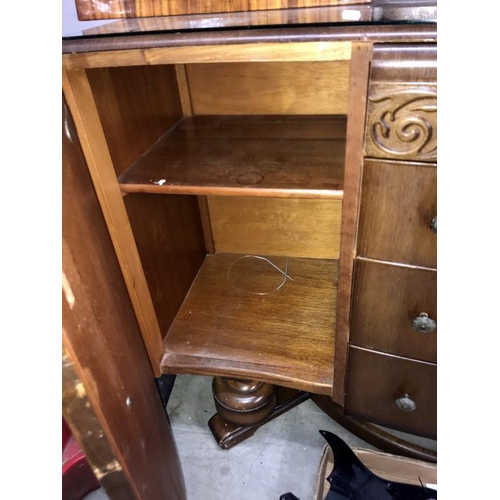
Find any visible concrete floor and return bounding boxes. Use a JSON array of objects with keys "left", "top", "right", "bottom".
[{"left": 85, "top": 375, "right": 436, "bottom": 500}]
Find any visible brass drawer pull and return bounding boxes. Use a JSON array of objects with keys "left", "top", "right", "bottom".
[
  {"left": 412, "top": 312, "right": 436, "bottom": 333},
  {"left": 430, "top": 216, "right": 437, "bottom": 234},
  {"left": 396, "top": 394, "right": 417, "bottom": 412}
]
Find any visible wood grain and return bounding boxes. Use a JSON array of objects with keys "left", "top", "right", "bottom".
[
  {"left": 345, "top": 347, "right": 436, "bottom": 439},
  {"left": 198, "top": 196, "right": 215, "bottom": 254},
  {"left": 118, "top": 115, "right": 346, "bottom": 198},
  {"left": 187, "top": 61, "right": 350, "bottom": 115},
  {"left": 87, "top": 65, "right": 183, "bottom": 176},
  {"left": 350, "top": 259, "right": 437, "bottom": 362},
  {"left": 62, "top": 41, "right": 352, "bottom": 70},
  {"left": 357, "top": 160, "right": 437, "bottom": 268},
  {"left": 75, "top": 0, "right": 368, "bottom": 20},
  {"left": 208, "top": 197, "right": 342, "bottom": 259},
  {"left": 162, "top": 254, "right": 338, "bottom": 395},
  {"left": 175, "top": 64, "right": 193, "bottom": 116},
  {"left": 332, "top": 42, "right": 372, "bottom": 404},
  {"left": 63, "top": 67, "right": 165, "bottom": 373},
  {"left": 124, "top": 194, "right": 207, "bottom": 341},
  {"left": 62, "top": 99, "right": 186, "bottom": 499}
]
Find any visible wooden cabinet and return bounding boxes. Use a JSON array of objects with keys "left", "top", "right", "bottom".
[{"left": 62, "top": 11, "right": 437, "bottom": 461}]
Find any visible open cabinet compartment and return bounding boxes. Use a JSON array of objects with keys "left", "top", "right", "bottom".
[{"left": 77, "top": 47, "right": 354, "bottom": 396}]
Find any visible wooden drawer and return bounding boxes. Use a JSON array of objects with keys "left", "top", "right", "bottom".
[
  {"left": 357, "top": 160, "right": 436, "bottom": 268},
  {"left": 350, "top": 259, "right": 436, "bottom": 363},
  {"left": 345, "top": 347, "right": 436, "bottom": 439}
]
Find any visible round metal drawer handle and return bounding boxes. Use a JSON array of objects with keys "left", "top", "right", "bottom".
[
  {"left": 430, "top": 216, "right": 437, "bottom": 234},
  {"left": 412, "top": 312, "right": 436, "bottom": 333},
  {"left": 396, "top": 394, "right": 417, "bottom": 413}
]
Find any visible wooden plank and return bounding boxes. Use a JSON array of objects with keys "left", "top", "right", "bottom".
[
  {"left": 87, "top": 65, "right": 183, "bottom": 176},
  {"left": 124, "top": 194, "right": 207, "bottom": 340},
  {"left": 332, "top": 42, "right": 372, "bottom": 404},
  {"left": 75, "top": 0, "right": 368, "bottom": 20},
  {"left": 187, "top": 61, "right": 350, "bottom": 115},
  {"left": 197, "top": 196, "right": 215, "bottom": 254},
  {"left": 63, "top": 67, "right": 165, "bottom": 373},
  {"left": 208, "top": 197, "right": 341, "bottom": 259},
  {"left": 357, "top": 160, "right": 437, "bottom": 268},
  {"left": 118, "top": 115, "right": 346, "bottom": 199},
  {"left": 62, "top": 98, "right": 186, "bottom": 499},
  {"left": 62, "top": 41, "right": 353, "bottom": 69},
  {"left": 175, "top": 64, "right": 193, "bottom": 117},
  {"left": 162, "top": 254, "right": 337, "bottom": 395}
]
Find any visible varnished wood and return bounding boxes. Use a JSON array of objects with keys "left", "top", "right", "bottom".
[
  {"left": 197, "top": 196, "right": 215, "bottom": 254},
  {"left": 62, "top": 100, "right": 186, "bottom": 499},
  {"left": 311, "top": 395, "right": 437, "bottom": 463},
  {"left": 345, "top": 347, "right": 436, "bottom": 439},
  {"left": 187, "top": 61, "right": 349, "bottom": 115},
  {"left": 357, "top": 159, "right": 437, "bottom": 268},
  {"left": 63, "top": 68, "right": 165, "bottom": 373},
  {"left": 118, "top": 115, "right": 346, "bottom": 199},
  {"left": 162, "top": 254, "right": 337, "bottom": 394},
  {"left": 175, "top": 64, "right": 193, "bottom": 116},
  {"left": 350, "top": 259, "right": 437, "bottom": 362},
  {"left": 75, "top": 0, "right": 367, "bottom": 20},
  {"left": 208, "top": 197, "right": 341, "bottom": 259},
  {"left": 332, "top": 42, "right": 372, "bottom": 404},
  {"left": 63, "top": 41, "right": 352, "bottom": 70},
  {"left": 123, "top": 194, "right": 207, "bottom": 340},
  {"left": 87, "top": 65, "right": 183, "bottom": 176},
  {"left": 209, "top": 387, "right": 309, "bottom": 449}
]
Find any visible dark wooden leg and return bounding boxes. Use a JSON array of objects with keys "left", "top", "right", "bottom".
[
  {"left": 310, "top": 394, "right": 437, "bottom": 463},
  {"left": 209, "top": 377, "right": 310, "bottom": 449}
]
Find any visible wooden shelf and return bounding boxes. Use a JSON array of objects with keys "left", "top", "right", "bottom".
[
  {"left": 118, "top": 115, "right": 346, "bottom": 199},
  {"left": 161, "top": 253, "right": 337, "bottom": 395}
]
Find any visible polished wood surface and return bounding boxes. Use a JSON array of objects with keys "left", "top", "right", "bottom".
[
  {"left": 87, "top": 65, "right": 183, "bottom": 176},
  {"left": 118, "top": 115, "right": 346, "bottom": 199},
  {"left": 175, "top": 64, "right": 193, "bottom": 117},
  {"left": 345, "top": 347, "right": 436, "bottom": 439},
  {"left": 357, "top": 159, "right": 437, "bottom": 268},
  {"left": 162, "top": 253, "right": 337, "bottom": 394},
  {"left": 333, "top": 42, "right": 372, "bottom": 404},
  {"left": 63, "top": 41, "right": 352, "bottom": 70},
  {"left": 63, "top": 68, "right": 165, "bottom": 373},
  {"left": 187, "top": 61, "right": 349, "bottom": 115},
  {"left": 75, "top": 0, "right": 366, "bottom": 20},
  {"left": 350, "top": 259, "right": 437, "bottom": 362},
  {"left": 62, "top": 99, "right": 186, "bottom": 499},
  {"left": 124, "top": 194, "right": 206, "bottom": 340},
  {"left": 208, "top": 197, "right": 342, "bottom": 259}
]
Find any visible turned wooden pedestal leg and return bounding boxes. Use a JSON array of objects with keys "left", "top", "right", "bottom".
[{"left": 208, "top": 377, "right": 309, "bottom": 449}]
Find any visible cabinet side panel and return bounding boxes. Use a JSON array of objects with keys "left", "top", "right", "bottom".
[
  {"left": 124, "top": 194, "right": 207, "bottom": 341},
  {"left": 187, "top": 61, "right": 350, "bottom": 115},
  {"left": 87, "top": 65, "right": 183, "bottom": 176}
]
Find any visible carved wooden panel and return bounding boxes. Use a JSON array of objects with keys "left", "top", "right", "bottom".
[{"left": 365, "top": 83, "right": 437, "bottom": 162}]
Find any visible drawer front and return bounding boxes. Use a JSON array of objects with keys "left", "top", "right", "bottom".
[
  {"left": 357, "top": 160, "right": 437, "bottom": 268},
  {"left": 345, "top": 347, "right": 436, "bottom": 438},
  {"left": 350, "top": 259, "right": 436, "bottom": 362}
]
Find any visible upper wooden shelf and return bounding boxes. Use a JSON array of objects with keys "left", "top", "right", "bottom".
[
  {"left": 118, "top": 115, "right": 346, "bottom": 199},
  {"left": 161, "top": 253, "right": 337, "bottom": 394}
]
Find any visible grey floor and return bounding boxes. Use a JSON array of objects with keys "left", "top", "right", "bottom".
[{"left": 85, "top": 375, "right": 436, "bottom": 500}]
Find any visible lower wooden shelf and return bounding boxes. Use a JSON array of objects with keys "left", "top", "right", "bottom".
[{"left": 161, "top": 253, "right": 337, "bottom": 395}]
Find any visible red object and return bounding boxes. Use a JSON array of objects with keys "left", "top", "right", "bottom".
[{"left": 63, "top": 418, "right": 101, "bottom": 500}]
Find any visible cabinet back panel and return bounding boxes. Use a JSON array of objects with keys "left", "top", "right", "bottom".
[
  {"left": 124, "top": 194, "right": 207, "bottom": 340},
  {"left": 87, "top": 65, "right": 183, "bottom": 176},
  {"left": 208, "top": 197, "right": 341, "bottom": 259},
  {"left": 186, "top": 61, "right": 350, "bottom": 115}
]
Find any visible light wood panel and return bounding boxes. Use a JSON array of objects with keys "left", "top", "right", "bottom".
[
  {"left": 118, "top": 115, "right": 346, "bottom": 199},
  {"left": 162, "top": 254, "right": 337, "bottom": 394},
  {"left": 187, "top": 61, "right": 350, "bottom": 115},
  {"left": 87, "top": 65, "right": 183, "bottom": 176},
  {"left": 208, "top": 197, "right": 341, "bottom": 259},
  {"left": 175, "top": 64, "right": 193, "bottom": 116},
  {"left": 75, "top": 0, "right": 368, "bottom": 20},
  {"left": 332, "top": 42, "right": 373, "bottom": 404},
  {"left": 63, "top": 67, "right": 165, "bottom": 373},
  {"left": 62, "top": 41, "right": 352, "bottom": 70}
]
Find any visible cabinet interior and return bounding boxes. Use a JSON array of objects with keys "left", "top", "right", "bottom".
[{"left": 85, "top": 56, "right": 351, "bottom": 395}]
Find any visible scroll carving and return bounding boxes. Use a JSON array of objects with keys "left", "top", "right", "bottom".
[{"left": 365, "top": 84, "right": 437, "bottom": 162}]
